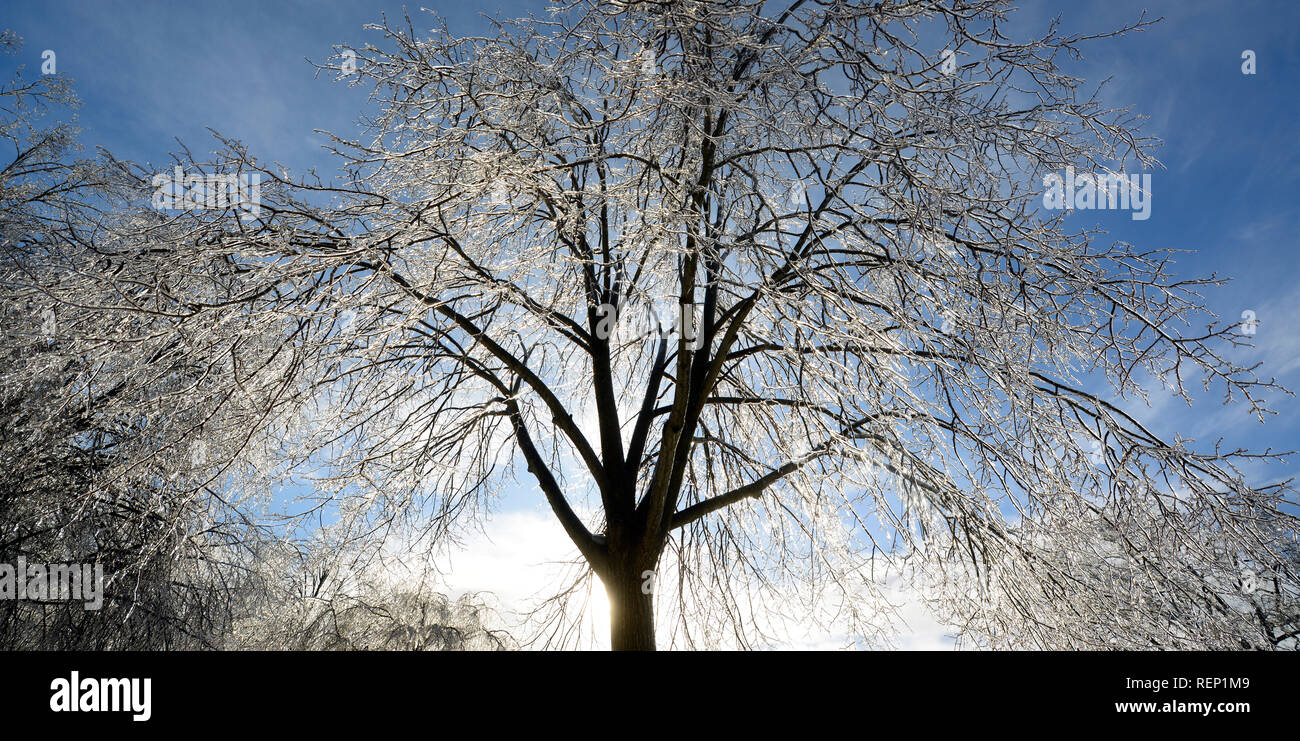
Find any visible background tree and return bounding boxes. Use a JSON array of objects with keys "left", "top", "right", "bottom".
[
  {"left": 1, "top": 32, "right": 300, "bottom": 649},
  {"left": 231, "top": 540, "right": 512, "bottom": 651},
  {"left": 17, "top": 1, "right": 1299, "bottom": 650},
  {"left": 0, "top": 31, "right": 248, "bottom": 648}
]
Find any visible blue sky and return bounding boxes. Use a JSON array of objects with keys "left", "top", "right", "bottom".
[{"left": 4, "top": 0, "right": 1298, "bottom": 645}]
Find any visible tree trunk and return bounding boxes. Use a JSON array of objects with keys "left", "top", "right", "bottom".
[{"left": 606, "top": 568, "right": 656, "bottom": 651}]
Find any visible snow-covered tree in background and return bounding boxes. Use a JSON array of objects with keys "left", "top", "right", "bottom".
[
  {"left": 10, "top": 1, "right": 1299, "bottom": 650},
  {"left": 0, "top": 31, "right": 279, "bottom": 647},
  {"left": 232, "top": 540, "right": 512, "bottom": 651}
]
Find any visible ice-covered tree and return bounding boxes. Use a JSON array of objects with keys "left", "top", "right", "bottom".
[
  {"left": 231, "top": 541, "right": 512, "bottom": 651},
  {"left": 16, "top": 1, "right": 1298, "bottom": 649},
  {"left": 0, "top": 31, "right": 278, "bottom": 648}
]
